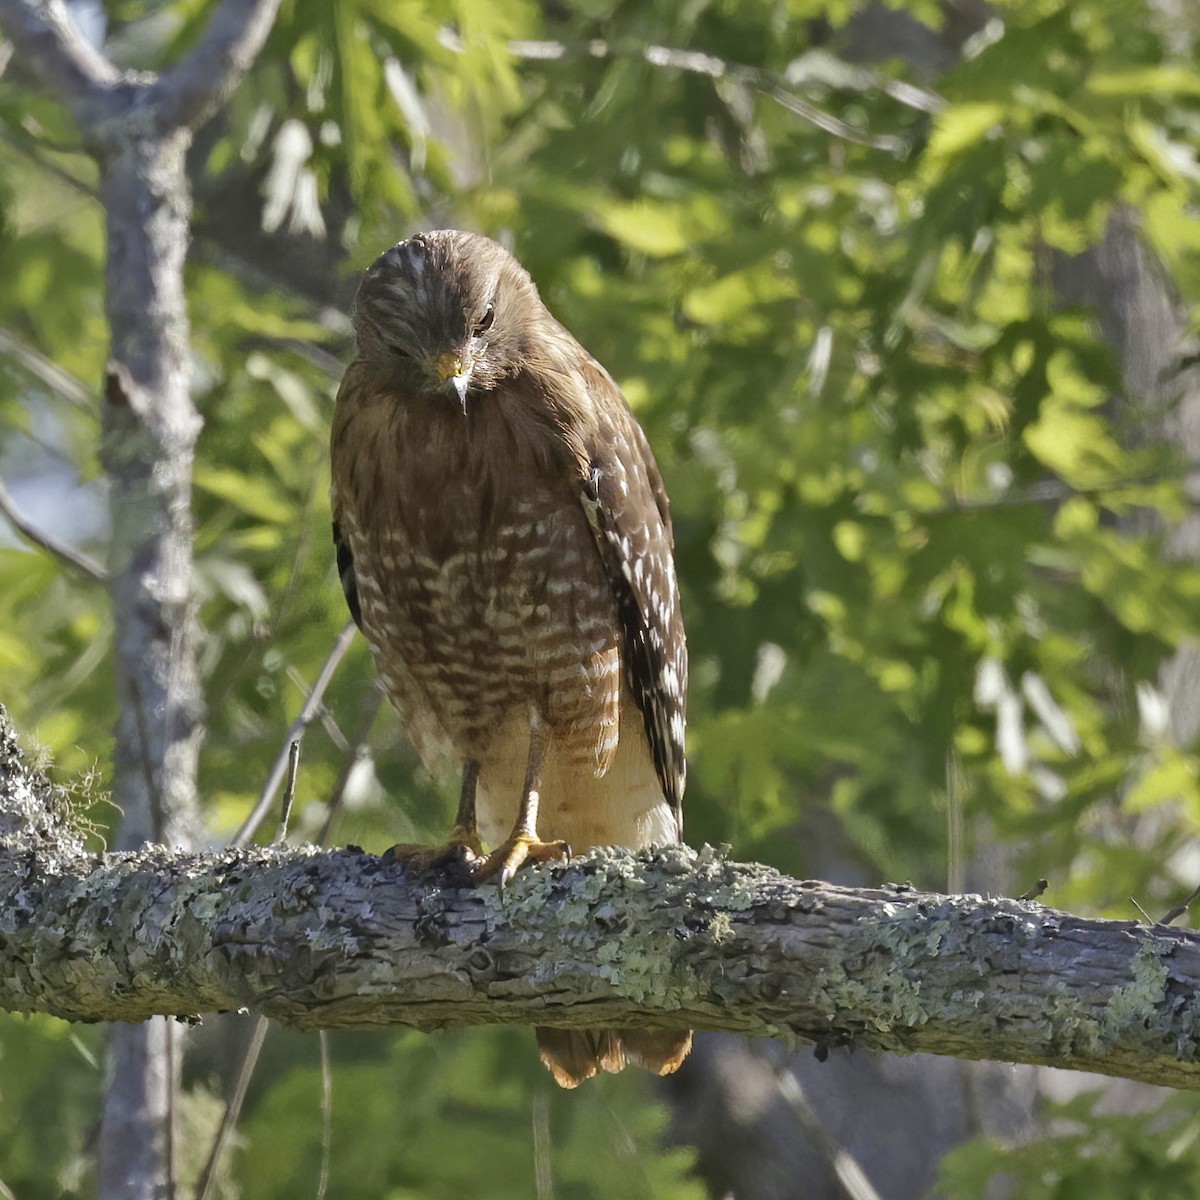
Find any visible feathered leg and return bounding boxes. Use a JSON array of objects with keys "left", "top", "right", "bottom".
[
  {"left": 473, "top": 709, "right": 570, "bottom": 887},
  {"left": 386, "top": 759, "right": 484, "bottom": 868}
]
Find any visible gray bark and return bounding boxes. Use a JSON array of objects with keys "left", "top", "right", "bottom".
[
  {"left": 3, "top": 714, "right": 1200, "bottom": 1095},
  {"left": 0, "top": 4, "right": 281, "bottom": 1197},
  {"left": 1053, "top": 211, "right": 1200, "bottom": 743},
  {"left": 96, "top": 123, "right": 202, "bottom": 1200}
]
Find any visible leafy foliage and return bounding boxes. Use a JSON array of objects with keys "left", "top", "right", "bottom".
[
  {"left": 3, "top": 0, "right": 1200, "bottom": 1194},
  {"left": 238, "top": 1028, "right": 702, "bottom": 1200},
  {"left": 938, "top": 1092, "right": 1200, "bottom": 1199},
  {"left": 0, "top": 1015, "right": 101, "bottom": 1198}
]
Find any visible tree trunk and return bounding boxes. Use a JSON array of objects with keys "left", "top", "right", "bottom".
[
  {"left": 96, "top": 127, "right": 203, "bottom": 1200},
  {"left": 0, "top": 5, "right": 282, "bottom": 1194}
]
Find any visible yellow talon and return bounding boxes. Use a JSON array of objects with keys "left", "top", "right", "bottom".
[{"left": 472, "top": 833, "right": 571, "bottom": 887}]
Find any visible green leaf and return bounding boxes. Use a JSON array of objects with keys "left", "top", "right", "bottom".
[
  {"left": 924, "top": 103, "right": 1007, "bottom": 165},
  {"left": 592, "top": 200, "right": 692, "bottom": 257}
]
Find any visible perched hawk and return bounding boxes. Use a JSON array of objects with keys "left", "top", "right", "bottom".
[{"left": 331, "top": 229, "right": 690, "bottom": 1087}]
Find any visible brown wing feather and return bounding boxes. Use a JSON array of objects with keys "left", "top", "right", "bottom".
[
  {"left": 331, "top": 516, "right": 363, "bottom": 631},
  {"left": 576, "top": 362, "right": 687, "bottom": 827}
]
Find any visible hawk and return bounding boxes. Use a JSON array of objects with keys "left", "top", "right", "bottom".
[{"left": 331, "top": 229, "right": 690, "bottom": 1087}]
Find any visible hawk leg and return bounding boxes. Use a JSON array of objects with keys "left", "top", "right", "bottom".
[
  {"left": 473, "top": 709, "right": 570, "bottom": 887},
  {"left": 386, "top": 759, "right": 484, "bottom": 869}
]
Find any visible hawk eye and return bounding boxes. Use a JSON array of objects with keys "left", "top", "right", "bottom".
[
  {"left": 389, "top": 343, "right": 413, "bottom": 360},
  {"left": 473, "top": 304, "right": 495, "bottom": 336}
]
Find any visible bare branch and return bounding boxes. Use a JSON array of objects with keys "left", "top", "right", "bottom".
[
  {"left": 273, "top": 739, "right": 301, "bottom": 844},
  {"left": 0, "top": 0, "right": 285, "bottom": 142},
  {"left": 151, "top": 0, "right": 284, "bottom": 132},
  {"left": 194, "top": 1015, "right": 268, "bottom": 1200},
  {"left": 756, "top": 76, "right": 907, "bottom": 154},
  {"left": 316, "top": 688, "right": 383, "bottom": 846},
  {"left": 770, "top": 1061, "right": 884, "bottom": 1200},
  {"left": 231, "top": 622, "right": 359, "bottom": 847},
  {"left": 3, "top": 823, "right": 1200, "bottom": 1093},
  {"left": 0, "top": 2, "right": 286, "bottom": 1192},
  {"left": 0, "top": 0, "right": 118, "bottom": 119},
  {"left": 3, "top": 709, "right": 1200, "bottom": 1093},
  {"left": 0, "top": 327, "right": 98, "bottom": 413},
  {"left": 0, "top": 476, "right": 106, "bottom": 580},
  {"left": 1162, "top": 880, "right": 1200, "bottom": 926},
  {"left": 503, "top": 37, "right": 942, "bottom": 153}
]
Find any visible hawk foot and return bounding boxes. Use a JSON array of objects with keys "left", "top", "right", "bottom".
[
  {"left": 472, "top": 833, "right": 571, "bottom": 888},
  {"left": 383, "top": 825, "right": 483, "bottom": 874}
]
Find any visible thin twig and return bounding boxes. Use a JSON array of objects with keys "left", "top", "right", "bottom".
[
  {"left": 0, "top": 122, "right": 97, "bottom": 201},
  {"left": 0, "top": 476, "right": 105, "bottom": 581},
  {"left": 316, "top": 688, "right": 383, "bottom": 847},
  {"left": 316, "top": 1031, "right": 332, "bottom": 1200},
  {"left": 532, "top": 1092, "right": 555, "bottom": 1200},
  {"left": 1131, "top": 897, "right": 1155, "bottom": 924},
  {"left": 165, "top": 1018, "right": 178, "bottom": 1200},
  {"left": 758, "top": 77, "right": 907, "bottom": 154},
  {"left": 194, "top": 1015, "right": 270, "bottom": 1200},
  {"left": 928, "top": 463, "right": 1200, "bottom": 516},
  {"left": 188, "top": 241, "right": 352, "bottom": 338},
  {"left": 199, "top": 664, "right": 371, "bottom": 1194},
  {"left": 273, "top": 739, "right": 301, "bottom": 844},
  {"left": 945, "top": 753, "right": 965, "bottom": 895},
  {"left": 1019, "top": 879, "right": 1049, "bottom": 902},
  {"left": 0, "top": 327, "right": 99, "bottom": 412},
  {"left": 287, "top": 665, "right": 350, "bottom": 752},
  {"left": 772, "top": 1063, "right": 884, "bottom": 1200},
  {"left": 231, "top": 622, "right": 358, "bottom": 847},
  {"left": 1160, "top": 880, "right": 1200, "bottom": 926},
  {"left": 262, "top": 337, "right": 346, "bottom": 381},
  {"left": 502, "top": 37, "right": 941, "bottom": 153}
]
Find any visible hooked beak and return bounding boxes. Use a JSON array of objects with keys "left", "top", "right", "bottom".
[{"left": 434, "top": 350, "right": 472, "bottom": 414}]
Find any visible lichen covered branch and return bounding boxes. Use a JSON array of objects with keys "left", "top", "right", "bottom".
[
  {"left": 3, "top": 810, "right": 1200, "bottom": 1090},
  {"left": 4, "top": 709, "right": 1199, "bottom": 1091}
]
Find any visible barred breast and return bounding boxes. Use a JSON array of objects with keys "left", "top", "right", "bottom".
[{"left": 331, "top": 384, "right": 674, "bottom": 851}]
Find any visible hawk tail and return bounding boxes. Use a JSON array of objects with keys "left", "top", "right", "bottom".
[{"left": 535, "top": 1026, "right": 692, "bottom": 1089}]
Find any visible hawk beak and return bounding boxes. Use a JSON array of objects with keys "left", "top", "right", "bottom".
[{"left": 434, "top": 350, "right": 472, "bottom": 413}]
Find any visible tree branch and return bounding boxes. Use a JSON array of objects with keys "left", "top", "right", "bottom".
[
  {"left": 0, "top": 476, "right": 106, "bottom": 580},
  {"left": 152, "top": 0, "right": 284, "bottom": 132},
  {"left": 0, "top": 2, "right": 286, "bottom": 1191},
  {"left": 0, "top": 326, "right": 99, "bottom": 413},
  {"left": 0, "top": 0, "right": 118, "bottom": 121},
  {"left": 5, "top": 834, "right": 1200, "bottom": 1092},
  {"left": 231, "top": 622, "right": 358, "bottom": 847},
  {"left": 3, "top": 709, "right": 1199, "bottom": 1093},
  {"left": 502, "top": 37, "right": 943, "bottom": 153}
]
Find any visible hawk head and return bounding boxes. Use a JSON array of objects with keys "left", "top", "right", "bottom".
[{"left": 351, "top": 229, "right": 541, "bottom": 410}]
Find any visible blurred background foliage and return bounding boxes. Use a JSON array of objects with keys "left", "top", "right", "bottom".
[{"left": 2, "top": 0, "right": 1200, "bottom": 1195}]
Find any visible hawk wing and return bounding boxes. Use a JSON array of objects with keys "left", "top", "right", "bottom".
[
  {"left": 576, "top": 362, "right": 687, "bottom": 828},
  {"left": 331, "top": 516, "right": 363, "bottom": 631}
]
